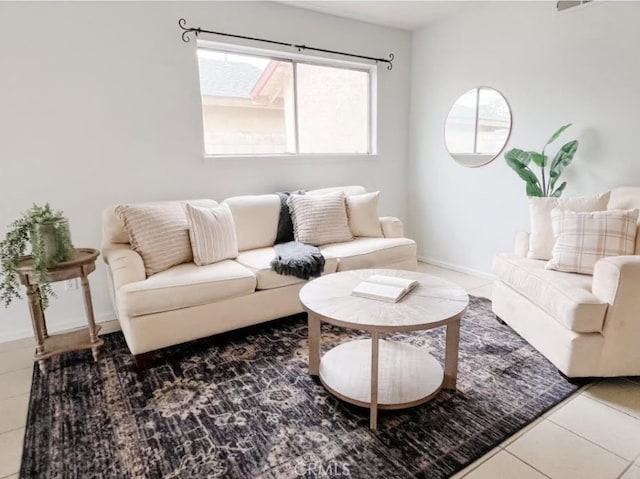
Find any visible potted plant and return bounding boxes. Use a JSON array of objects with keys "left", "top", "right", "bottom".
[
  {"left": 504, "top": 123, "right": 579, "bottom": 197},
  {"left": 0, "top": 204, "right": 74, "bottom": 309}
]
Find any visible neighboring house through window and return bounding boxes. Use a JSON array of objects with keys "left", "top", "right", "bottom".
[{"left": 196, "top": 43, "right": 374, "bottom": 157}]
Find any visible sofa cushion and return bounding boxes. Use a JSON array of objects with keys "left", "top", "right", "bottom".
[
  {"left": 234, "top": 247, "right": 338, "bottom": 290},
  {"left": 493, "top": 253, "right": 608, "bottom": 333},
  {"left": 222, "top": 194, "right": 280, "bottom": 252},
  {"left": 321, "top": 237, "right": 417, "bottom": 271},
  {"left": 117, "top": 260, "right": 256, "bottom": 317}
]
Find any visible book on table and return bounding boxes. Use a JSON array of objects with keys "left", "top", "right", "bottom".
[{"left": 351, "top": 275, "right": 419, "bottom": 303}]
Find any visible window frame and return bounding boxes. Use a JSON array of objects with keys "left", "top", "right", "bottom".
[{"left": 196, "top": 40, "right": 377, "bottom": 160}]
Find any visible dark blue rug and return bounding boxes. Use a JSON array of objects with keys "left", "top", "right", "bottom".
[{"left": 21, "top": 296, "right": 579, "bottom": 478}]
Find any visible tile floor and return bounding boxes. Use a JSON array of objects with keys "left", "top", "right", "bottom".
[{"left": 0, "top": 263, "right": 638, "bottom": 479}]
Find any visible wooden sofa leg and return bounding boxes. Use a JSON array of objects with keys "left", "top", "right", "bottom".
[{"left": 134, "top": 352, "right": 154, "bottom": 371}]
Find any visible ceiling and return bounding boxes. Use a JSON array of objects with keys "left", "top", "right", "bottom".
[{"left": 278, "top": 1, "right": 477, "bottom": 31}]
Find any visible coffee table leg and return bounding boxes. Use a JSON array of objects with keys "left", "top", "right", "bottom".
[
  {"left": 443, "top": 318, "right": 461, "bottom": 390},
  {"left": 370, "top": 330, "right": 380, "bottom": 431},
  {"left": 308, "top": 313, "right": 321, "bottom": 376}
]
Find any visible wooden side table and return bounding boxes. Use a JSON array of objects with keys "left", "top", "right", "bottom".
[{"left": 16, "top": 248, "right": 103, "bottom": 373}]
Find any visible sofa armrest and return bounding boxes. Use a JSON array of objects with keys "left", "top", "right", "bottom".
[
  {"left": 592, "top": 256, "right": 640, "bottom": 372},
  {"left": 593, "top": 255, "right": 640, "bottom": 307},
  {"left": 514, "top": 231, "right": 530, "bottom": 258},
  {"left": 379, "top": 216, "right": 403, "bottom": 238},
  {"left": 102, "top": 245, "right": 145, "bottom": 290}
]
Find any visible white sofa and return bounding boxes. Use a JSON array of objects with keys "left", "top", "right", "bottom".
[
  {"left": 492, "top": 187, "right": 640, "bottom": 378},
  {"left": 102, "top": 186, "right": 417, "bottom": 359}
]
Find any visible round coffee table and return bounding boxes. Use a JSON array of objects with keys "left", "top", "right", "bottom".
[{"left": 299, "top": 269, "right": 468, "bottom": 431}]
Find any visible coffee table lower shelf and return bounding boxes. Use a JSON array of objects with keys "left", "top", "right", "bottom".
[{"left": 319, "top": 339, "right": 445, "bottom": 417}]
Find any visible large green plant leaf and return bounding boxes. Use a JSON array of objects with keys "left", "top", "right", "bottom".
[
  {"left": 545, "top": 123, "right": 572, "bottom": 147},
  {"left": 551, "top": 181, "right": 567, "bottom": 197},
  {"left": 505, "top": 148, "right": 532, "bottom": 166},
  {"left": 505, "top": 149, "right": 543, "bottom": 196},
  {"left": 549, "top": 140, "right": 578, "bottom": 191},
  {"left": 529, "top": 152, "right": 547, "bottom": 167},
  {"left": 526, "top": 180, "right": 544, "bottom": 197}
]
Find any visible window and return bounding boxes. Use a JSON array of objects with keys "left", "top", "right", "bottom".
[{"left": 196, "top": 45, "right": 373, "bottom": 156}]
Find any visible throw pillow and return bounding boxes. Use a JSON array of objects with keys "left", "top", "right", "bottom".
[
  {"left": 287, "top": 192, "right": 353, "bottom": 246},
  {"left": 528, "top": 192, "right": 610, "bottom": 260},
  {"left": 275, "top": 190, "right": 305, "bottom": 244},
  {"left": 546, "top": 208, "right": 639, "bottom": 275},
  {"left": 116, "top": 202, "right": 192, "bottom": 276},
  {"left": 186, "top": 203, "right": 239, "bottom": 266},
  {"left": 346, "top": 191, "right": 383, "bottom": 237}
]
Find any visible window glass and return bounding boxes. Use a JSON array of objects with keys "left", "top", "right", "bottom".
[
  {"left": 197, "top": 47, "right": 372, "bottom": 156},
  {"left": 296, "top": 63, "right": 369, "bottom": 154}
]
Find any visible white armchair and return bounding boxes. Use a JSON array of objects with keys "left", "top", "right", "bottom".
[{"left": 492, "top": 187, "right": 640, "bottom": 378}]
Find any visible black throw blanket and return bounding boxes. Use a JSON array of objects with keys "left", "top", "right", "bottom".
[{"left": 270, "top": 241, "right": 326, "bottom": 280}]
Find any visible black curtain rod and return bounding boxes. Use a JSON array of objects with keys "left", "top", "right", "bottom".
[{"left": 178, "top": 18, "right": 394, "bottom": 70}]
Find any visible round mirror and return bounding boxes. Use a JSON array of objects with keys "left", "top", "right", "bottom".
[{"left": 444, "top": 87, "right": 512, "bottom": 168}]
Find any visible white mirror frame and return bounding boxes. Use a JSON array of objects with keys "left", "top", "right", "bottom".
[{"left": 444, "top": 86, "right": 512, "bottom": 168}]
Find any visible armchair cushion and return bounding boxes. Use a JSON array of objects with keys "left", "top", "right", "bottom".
[{"left": 493, "top": 253, "right": 608, "bottom": 333}]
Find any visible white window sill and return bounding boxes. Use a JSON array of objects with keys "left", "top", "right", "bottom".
[{"left": 203, "top": 153, "right": 378, "bottom": 163}]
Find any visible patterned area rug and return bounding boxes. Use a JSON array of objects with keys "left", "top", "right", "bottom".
[{"left": 21, "top": 297, "right": 579, "bottom": 478}]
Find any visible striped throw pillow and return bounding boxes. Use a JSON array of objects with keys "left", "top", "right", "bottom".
[
  {"left": 116, "top": 203, "right": 194, "bottom": 276},
  {"left": 287, "top": 192, "right": 353, "bottom": 246},
  {"left": 186, "top": 203, "right": 238, "bottom": 266},
  {"left": 546, "top": 208, "right": 639, "bottom": 275}
]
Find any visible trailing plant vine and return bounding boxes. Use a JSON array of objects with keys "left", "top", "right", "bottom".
[{"left": 0, "top": 204, "right": 74, "bottom": 309}]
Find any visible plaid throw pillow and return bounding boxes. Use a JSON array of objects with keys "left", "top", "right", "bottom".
[{"left": 546, "top": 209, "right": 639, "bottom": 275}]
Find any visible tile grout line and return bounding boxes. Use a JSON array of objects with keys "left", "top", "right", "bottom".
[
  {"left": 457, "top": 447, "right": 502, "bottom": 478},
  {"left": 581, "top": 394, "right": 640, "bottom": 421},
  {"left": 615, "top": 462, "right": 636, "bottom": 479},
  {"left": 545, "top": 418, "right": 635, "bottom": 463},
  {"left": 0, "top": 425, "right": 27, "bottom": 436},
  {"left": 574, "top": 392, "right": 640, "bottom": 421},
  {"left": 503, "top": 449, "right": 553, "bottom": 478}
]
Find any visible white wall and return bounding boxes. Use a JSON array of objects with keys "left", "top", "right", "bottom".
[
  {"left": 0, "top": 1, "right": 411, "bottom": 342},
  {"left": 408, "top": 1, "right": 640, "bottom": 276}
]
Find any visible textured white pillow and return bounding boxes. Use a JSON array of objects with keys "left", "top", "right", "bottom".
[
  {"left": 346, "top": 191, "right": 383, "bottom": 238},
  {"left": 186, "top": 203, "right": 239, "bottom": 266},
  {"left": 287, "top": 192, "right": 353, "bottom": 246},
  {"left": 116, "top": 200, "right": 217, "bottom": 276},
  {"left": 546, "top": 208, "right": 639, "bottom": 275},
  {"left": 528, "top": 192, "right": 610, "bottom": 260}
]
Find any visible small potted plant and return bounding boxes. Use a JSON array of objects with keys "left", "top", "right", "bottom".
[{"left": 0, "top": 204, "right": 74, "bottom": 309}]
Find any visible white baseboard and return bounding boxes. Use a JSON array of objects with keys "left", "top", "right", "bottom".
[
  {"left": 417, "top": 256, "right": 495, "bottom": 281},
  {"left": 0, "top": 312, "right": 118, "bottom": 344}
]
